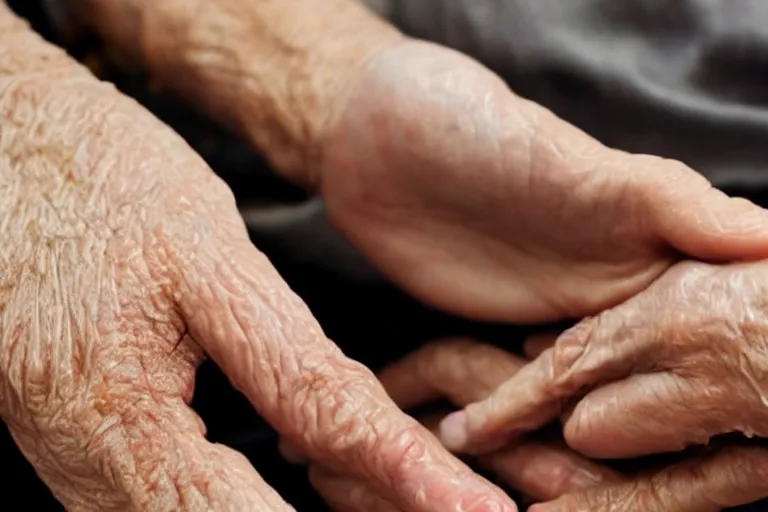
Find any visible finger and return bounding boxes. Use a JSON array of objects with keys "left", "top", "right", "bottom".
[
  {"left": 378, "top": 340, "right": 620, "bottom": 502},
  {"left": 174, "top": 229, "right": 518, "bottom": 512},
  {"left": 634, "top": 157, "right": 768, "bottom": 261},
  {"left": 420, "top": 413, "right": 621, "bottom": 503},
  {"left": 310, "top": 422, "right": 621, "bottom": 512},
  {"left": 310, "top": 466, "right": 402, "bottom": 512},
  {"left": 378, "top": 338, "right": 528, "bottom": 408},
  {"left": 282, "top": 338, "right": 528, "bottom": 463},
  {"left": 562, "top": 372, "right": 731, "bottom": 459},
  {"left": 531, "top": 445, "right": 768, "bottom": 512},
  {"left": 523, "top": 334, "right": 558, "bottom": 360},
  {"left": 438, "top": 305, "right": 666, "bottom": 455},
  {"left": 481, "top": 441, "right": 623, "bottom": 502}
]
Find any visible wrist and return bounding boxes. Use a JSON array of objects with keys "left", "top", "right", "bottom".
[
  {"left": 76, "top": 0, "right": 404, "bottom": 188},
  {"left": 226, "top": 3, "right": 404, "bottom": 188}
]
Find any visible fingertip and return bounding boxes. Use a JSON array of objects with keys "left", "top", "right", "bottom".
[
  {"left": 665, "top": 193, "right": 768, "bottom": 261},
  {"left": 439, "top": 401, "right": 515, "bottom": 456},
  {"left": 438, "top": 410, "right": 468, "bottom": 451}
]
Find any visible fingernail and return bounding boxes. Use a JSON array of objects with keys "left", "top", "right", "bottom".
[{"left": 439, "top": 411, "right": 468, "bottom": 451}]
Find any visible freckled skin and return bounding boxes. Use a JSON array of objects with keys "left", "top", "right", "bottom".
[
  {"left": 0, "top": 6, "right": 521, "bottom": 512},
  {"left": 0, "top": 20, "right": 289, "bottom": 511}
]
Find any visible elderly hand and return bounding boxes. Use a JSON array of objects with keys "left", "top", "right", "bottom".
[
  {"left": 309, "top": 339, "right": 624, "bottom": 511},
  {"left": 0, "top": 8, "right": 518, "bottom": 511},
  {"left": 75, "top": 0, "right": 768, "bottom": 324},
  {"left": 435, "top": 260, "right": 768, "bottom": 510},
  {"left": 529, "top": 445, "right": 768, "bottom": 512}
]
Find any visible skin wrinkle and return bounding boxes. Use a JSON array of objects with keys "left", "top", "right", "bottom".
[
  {"left": 461, "top": 262, "right": 768, "bottom": 509},
  {"left": 14, "top": 0, "right": 768, "bottom": 508},
  {"left": 75, "top": 0, "right": 404, "bottom": 186},
  {"left": 0, "top": 8, "right": 299, "bottom": 509},
  {"left": 312, "top": 338, "right": 626, "bottom": 510}
]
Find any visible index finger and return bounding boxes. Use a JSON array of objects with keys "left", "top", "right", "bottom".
[
  {"left": 438, "top": 308, "right": 665, "bottom": 454},
  {"left": 378, "top": 338, "right": 529, "bottom": 408},
  {"left": 175, "top": 234, "right": 518, "bottom": 512},
  {"left": 378, "top": 338, "right": 622, "bottom": 501}
]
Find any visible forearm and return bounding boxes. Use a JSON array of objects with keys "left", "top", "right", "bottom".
[
  {"left": 0, "top": 2, "right": 186, "bottom": 219},
  {"left": 0, "top": 3, "right": 82, "bottom": 79},
  {"left": 75, "top": 0, "right": 404, "bottom": 186}
]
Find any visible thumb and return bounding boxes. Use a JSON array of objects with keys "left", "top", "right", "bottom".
[
  {"left": 530, "top": 445, "right": 768, "bottom": 512},
  {"left": 562, "top": 372, "right": 731, "bottom": 459},
  {"left": 640, "top": 158, "right": 768, "bottom": 260}
]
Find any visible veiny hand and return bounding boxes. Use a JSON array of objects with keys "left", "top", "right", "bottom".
[
  {"left": 309, "top": 339, "right": 623, "bottom": 511},
  {"left": 75, "top": 0, "right": 768, "bottom": 324},
  {"left": 435, "top": 261, "right": 768, "bottom": 510},
  {"left": 0, "top": 9, "right": 517, "bottom": 511}
]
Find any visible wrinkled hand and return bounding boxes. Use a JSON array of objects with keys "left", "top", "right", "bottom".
[
  {"left": 0, "top": 10, "right": 518, "bottom": 512},
  {"left": 529, "top": 445, "right": 768, "bottom": 512},
  {"left": 437, "top": 261, "right": 768, "bottom": 510},
  {"left": 310, "top": 339, "right": 623, "bottom": 511},
  {"left": 75, "top": 0, "right": 768, "bottom": 324},
  {"left": 317, "top": 39, "right": 768, "bottom": 323}
]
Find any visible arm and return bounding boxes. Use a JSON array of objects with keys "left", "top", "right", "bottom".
[
  {"left": 0, "top": 6, "right": 519, "bottom": 511},
  {"left": 73, "top": 0, "right": 403, "bottom": 185}
]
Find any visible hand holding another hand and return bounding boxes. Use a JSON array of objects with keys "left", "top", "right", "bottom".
[
  {"left": 78, "top": 0, "right": 768, "bottom": 325},
  {"left": 311, "top": 339, "right": 624, "bottom": 511},
  {"left": 0, "top": 8, "right": 516, "bottom": 510},
  {"left": 13, "top": 1, "right": 768, "bottom": 510},
  {"left": 317, "top": 39, "right": 768, "bottom": 323},
  {"left": 440, "top": 261, "right": 768, "bottom": 511}
]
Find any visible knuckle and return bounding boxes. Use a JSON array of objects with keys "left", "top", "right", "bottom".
[
  {"left": 332, "top": 410, "right": 431, "bottom": 490},
  {"left": 549, "top": 319, "right": 598, "bottom": 394},
  {"left": 294, "top": 359, "right": 435, "bottom": 484},
  {"left": 376, "top": 422, "right": 430, "bottom": 478},
  {"left": 289, "top": 359, "right": 394, "bottom": 450}
]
